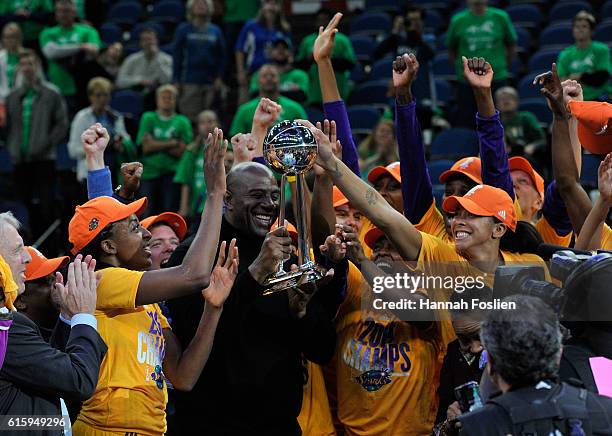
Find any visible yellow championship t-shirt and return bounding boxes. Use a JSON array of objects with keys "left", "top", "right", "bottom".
[
  {"left": 535, "top": 216, "right": 573, "bottom": 247},
  {"left": 601, "top": 224, "right": 612, "bottom": 250},
  {"left": 334, "top": 262, "right": 454, "bottom": 436},
  {"left": 298, "top": 361, "right": 336, "bottom": 436},
  {"left": 73, "top": 268, "right": 170, "bottom": 436}
]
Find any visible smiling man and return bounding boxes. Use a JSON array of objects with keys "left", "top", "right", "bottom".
[{"left": 140, "top": 212, "right": 188, "bottom": 270}]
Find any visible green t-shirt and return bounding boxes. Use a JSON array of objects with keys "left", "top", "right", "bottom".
[
  {"left": 6, "top": 52, "right": 19, "bottom": 89},
  {"left": 446, "top": 7, "right": 517, "bottom": 81},
  {"left": 20, "top": 88, "right": 36, "bottom": 157},
  {"left": 39, "top": 23, "right": 101, "bottom": 96},
  {"left": 223, "top": 0, "right": 259, "bottom": 23},
  {"left": 557, "top": 41, "right": 612, "bottom": 101},
  {"left": 249, "top": 68, "right": 310, "bottom": 98},
  {"left": 296, "top": 32, "right": 356, "bottom": 105},
  {"left": 503, "top": 111, "right": 545, "bottom": 148},
  {"left": 0, "top": 0, "right": 53, "bottom": 41},
  {"left": 229, "top": 95, "right": 308, "bottom": 137},
  {"left": 174, "top": 141, "right": 206, "bottom": 214},
  {"left": 136, "top": 111, "right": 193, "bottom": 180}
]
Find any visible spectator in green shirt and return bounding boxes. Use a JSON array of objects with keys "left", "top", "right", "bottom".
[
  {"left": 0, "top": 0, "right": 53, "bottom": 50},
  {"left": 296, "top": 8, "right": 355, "bottom": 106},
  {"left": 230, "top": 63, "right": 307, "bottom": 136},
  {"left": 249, "top": 36, "right": 309, "bottom": 103},
  {"left": 137, "top": 84, "right": 193, "bottom": 216},
  {"left": 495, "top": 86, "right": 545, "bottom": 158},
  {"left": 557, "top": 11, "right": 611, "bottom": 101},
  {"left": 175, "top": 110, "right": 222, "bottom": 218},
  {"left": 0, "top": 23, "right": 24, "bottom": 128},
  {"left": 39, "top": 0, "right": 101, "bottom": 114},
  {"left": 446, "top": 0, "right": 517, "bottom": 127}
]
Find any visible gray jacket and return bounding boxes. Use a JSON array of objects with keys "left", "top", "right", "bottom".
[{"left": 6, "top": 81, "right": 69, "bottom": 164}]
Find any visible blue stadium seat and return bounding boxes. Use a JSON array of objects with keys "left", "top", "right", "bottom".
[
  {"left": 509, "top": 57, "right": 524, "bottom": 77},
  {"left": 107, "top": 1, "right": 143, "bottom": 25},
  {"left": 519, "top": 99, "right": 552, "bottom": 126},
  {"left": 528, "top": 49, "right": 561, "bottom": 74},
  {"left": 432, "top": 184, "right": 445, "bottom": 208},
  {"left": 594, "top": 21, "right": 612, "bottom": 44},
  {"left": 111, "top": 90, "right": 144, "bottom": 118},
  {"left": 305, "top": 107, "right": 324, "bottom": 125},
  {"left": 56, "top": 141, "right": 76, "bottom": 171},
  {"left": 365, "top": 0, "right": 400, "bottom": 13},
  {"left": 517, "top": 75, "right": 544, "bottom": 100},
  {"left": 515, "top": 27, "right": 532, "bottom": 53},
  {"left": 549, "top": 1, "right": 592, "bottom": 23},
  {"left": 100, "top": 23, "right": 123, "bottom": 45},
  {"left": 370, "top": 57, "right": 393, "bottom": 81},
  {"left": 436, "top": 32, "right": 448, "bottom": 51},
  {"left": 505, "top": 4, "right": 542, "bottom": 28},
  {"left": 433, "top": 78, "right": 452, "bottom": 105},
  {"left": 0, "top": 147, "right": 13, "bottom": 173},
  {"left": 433, "top": 52, "right": 455, "bottom": 81},
  {"left": 350, "top": 12, "right": 392, "bottom": 37},
  {"left": 424, "top": 10, "right": 442, "bottom": 33},
  {"left": 581, "top": 154, "right": 602, "bottom": 188},
  {"left": 122, "top": 41, "right": 140, "bottom": 57},
  {"left": 150, "top": 0, "right": 186, "bottom": 23},
  {"left": 603, "top": 1, "right": 612, "bottom": 19},
  {"left": 350, "top": 35, "right": 376, "bottom": 63},
  {"left": 348, "top": 80, "right": 390, "bottom": 106},
  {"left": 430, "top": 128, "right": 479, "bottom": 160},
  {"left": 160, "top": 43, "right": 173, "bottom": 55},
  {"left": 427, "top": 160, "right": 454, "bottom": 184},
  {"left": 130, "top": 22, "right": 166, "bottom": 42},
  {"left": 347, "top": 106, "right": 381, "bottom": 134},
  {"left": 350, "top": 63, "right": 367, "bottom": 83},
  {"left": 539, "top": 24, "right": 574, "bottom": 49}
]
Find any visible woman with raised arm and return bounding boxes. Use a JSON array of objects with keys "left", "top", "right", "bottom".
[{"left": 70, "top": 124, "right": 239, "bottom": 435}]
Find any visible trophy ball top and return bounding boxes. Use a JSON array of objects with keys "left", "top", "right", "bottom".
[{"left": 263, "top": 120, "right": 318, "bottom": 175}]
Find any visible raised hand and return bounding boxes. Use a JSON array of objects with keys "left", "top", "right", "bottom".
[
  {"left": 203, "top": 127, "right": 228, "bottom": 195},
  {"left": 252, "top": 97, "right": 282, "bottom": 132},
  {"left": 533, "top": 63, "right": 566, "bottom": 116},
  {"left": 319, "top": 233, "right": 346, "bottom": 263},
  {"left": 598, "top": 153, "right": 612, "bottom": 206},
  {"left": 313, "top": 12, "right": 343, "bottom": 63},
  {"left": 295, "top": 119, "right": 335, "bottom": 171},
  {"left": 336, "top": 223, "right": 367, "bottom": 267},
  {"left": 313, "top": 119, "right": 340, "bottom": 175},
  {"left": 462, "top": 56, "right": 494, "bottom": 89},
  {"left": 54, "top": 254, "right": 98, "bottom": 319},
  {"left": 231, "top": 133, "right": 258, "bottom": 165},
  {"left": 82, "top": 123, "right": 110, "bottom": 170},
  {"left": 118, "top": 162, "right": 143, "bottom": 199},
  {"left": 561, "top": 79, "right": 583, "bottom": 107},
  {"left": 392, "top": 53, "right": 419, "bottom": 90},
  {"left": 202, "top": 239, "right": 239, "bottom": 308}
]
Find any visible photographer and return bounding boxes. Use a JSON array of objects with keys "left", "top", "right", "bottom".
[{"left": 458, "top": 295, "right": 612, "bottom": 435}]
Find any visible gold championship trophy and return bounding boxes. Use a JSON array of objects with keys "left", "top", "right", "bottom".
[{"left": 262, "top": 120, "right": 326, "bottom": 294}]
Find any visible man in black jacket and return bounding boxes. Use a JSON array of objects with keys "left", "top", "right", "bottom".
[
  {"left": 0, "top": 212, "right": 107, "bottom": 435},
  {"left": 166, "top": 162, "right": 347, "bottom": 435}
]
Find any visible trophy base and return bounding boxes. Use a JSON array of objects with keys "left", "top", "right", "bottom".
[{"left": 263, "top": 262, "right": 327, "bottom": 295}]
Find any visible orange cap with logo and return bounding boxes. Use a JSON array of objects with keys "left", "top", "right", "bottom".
[
  {"left": 332, "top": 186, "right": 349, "bottom": 208},
  {"left": 568, "top": 101, "right": 612, "bottom": 155},
  {"left": 439, "top": 156, "right": 482, "bottom": 184},
  {"left": 367, "top": 161, "right": 401, "bottom": 184},
  {"left": 271, "top": 219, "right": 298, "bottom": 245},
  {"left": 509, "top": 156, "right": 545, "bottom": 198},
  {"left": 364, "top": 227, "right": 387, "bottom": 250},
  {"left": 25, "top": 247, "right": 69, "bottom": 282},
  {"left": 442, "top": 184, "right": 517, "bottom": 231},
  {"left": 68, "top": 196, "right": 148, "bottom": 255},
  {"left": 140, "top": 212, "right": 188, "bottom": 241}
]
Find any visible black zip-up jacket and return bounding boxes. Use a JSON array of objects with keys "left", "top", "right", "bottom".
[{"left": 166, "top": 216, "right": 347, "bottom": 435}]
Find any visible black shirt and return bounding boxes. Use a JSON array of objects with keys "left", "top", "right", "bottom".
[{"left": 165, "top": 216, "right": 346, "bottom": 435}]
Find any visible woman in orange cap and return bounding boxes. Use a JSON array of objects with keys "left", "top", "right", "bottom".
[{"left": 69, "top": 124, "right": 239, "bottom": 436}]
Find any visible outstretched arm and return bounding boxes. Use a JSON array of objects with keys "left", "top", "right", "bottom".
[
  {"left": 392, "top": 53, "right": 434, "bottom": 222},
  {"left": 575, "top": 153, "right": 612, "bottom": 250},
  {"left": 299, "top": 119, "right": 423, "bottom": 261},
  {"left": 314, "top": 12, "right": 360, "bottom": 177}
]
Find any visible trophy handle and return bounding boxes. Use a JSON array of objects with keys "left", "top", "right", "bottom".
[{"left": 295, "top": 173, "right": 314, "bottom": 267}]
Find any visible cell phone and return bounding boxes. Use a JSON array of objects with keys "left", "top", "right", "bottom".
[{"left": 454, "top": 381, "right": 483, "bottom": 413}]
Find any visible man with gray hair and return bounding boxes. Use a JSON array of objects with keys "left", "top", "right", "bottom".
[
  {"left": 0, "top": 212, "right": 107, "bottom": 426},
  {"left": 458, "top": 295, "right": 612, "bottom": 435}
]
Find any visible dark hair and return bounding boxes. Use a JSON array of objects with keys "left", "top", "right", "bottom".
[
  {"left": 481, "top": 295, "right": 562, "bottom": 388},
  {"left": 444, "top": 174, "right": 478, "bottom": 193},
  {"left": 573, "top": 10, "right": 596, "bottom": 30},
  {"left": 139, "top": 27, "right": 158, "bottom": 38},
  {"left": 77, "top": 222, "right": 116, "bottom": 260},
  {"left": 499, "top": 221, "right": 543, "bottom": 254}
]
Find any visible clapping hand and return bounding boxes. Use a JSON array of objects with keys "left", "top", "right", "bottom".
[
  {"left": 203, "top": 128, "right": 228, "bottom": 195},
  {"left": 598, "top": 153, "right": 612, "bottom": 206},
  {"left": 202, "top": 239, "right": 239, "bottom": 309},
  {"left": 54, "top": 255, "right": 100, "bottom": 319}
]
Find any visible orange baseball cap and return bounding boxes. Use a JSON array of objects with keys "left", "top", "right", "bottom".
[
  {"left": 367, "top": 161, "right": 401, "bottom": 184},
  {"left": 271, "top": 219, "right": 298, "bottom": 245},
  {"left": 509, "top": 156, "right": 545, "bottom": 198},
  {"left": 439, "top": 156, "right": 482, "bottom": 185},
  {"left": 25, "top": 246, "right": 69, "bottom": 282},
  {"left": 333, "top": 186, "right": 349, "bottom": 208},
  {"left": 364, "top": 227, "right": 386, "bottom": 250},
  {"left": 568, "top": 101, "right": 612, "bottom": 155},
  {"left": 140, "top": 212, "right": 188, "bottom": 241},
  {"left": 69, "top": 196, "right": 147, "bottom": 255},
  {"left": 442, "top": 184, "right": 517, "bottom": 231}
]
